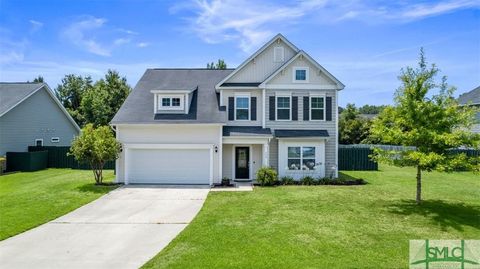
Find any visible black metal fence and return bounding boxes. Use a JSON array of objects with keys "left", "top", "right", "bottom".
[{"left": 28, "top": 146, "right": 115, "bottom": 170}]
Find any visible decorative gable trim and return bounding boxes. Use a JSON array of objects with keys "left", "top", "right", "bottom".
[
  {"left": 215, "top": 33, "right": 300, "bottom": 91},
  {"left": 259, "top": 51, "right": 345, "bottom": 90},
  {"left": 0, "top": 83, "right": 81, "bottom": 132}
]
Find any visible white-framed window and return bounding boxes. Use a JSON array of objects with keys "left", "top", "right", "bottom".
[
  {"left": 274, "top": 46, "right": 285, "bottom": 62},
  {"left": 235, "top": 95, "right": 250, "bottom": 120},
  {"left": 157, "top": 95, "right": 184, "bottom": 111},
  {"left": 35, "top": 139, "right": 43, "bottom": 147},
  {"left": 310, "top": 96, "right": 325, "bottom": 121},
  {"left": 287, "top": 146, "right": 316, "bottom": 170},
  {"left": 51, "top": 137, "right": 60, "bottom": 143},
  {"left": 293, "top": 67, "right": 309, "bottom": 83},
  {"left": 276, "top": 95, "right": 291, "bottom": 120}
]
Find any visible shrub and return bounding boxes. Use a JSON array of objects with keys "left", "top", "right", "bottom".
[
  {"left": 221, "top": 177, "right": 231, "bottom": 186},
  {"left": 300, "top": 176, "right": 316, "bottom": 185},
  {"left": 280, "top": 176, "right": 294, "bottom": 185},
  {"left": 256, "top": 167, "right": 278, "bottom": 186}
]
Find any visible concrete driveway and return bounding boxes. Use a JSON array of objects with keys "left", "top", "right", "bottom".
[{"left": 0, "top": 185, "right": 209, "bottom": 269}]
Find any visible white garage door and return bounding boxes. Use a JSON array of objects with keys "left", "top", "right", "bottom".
[{"left": 127, "top": 148, "right": 211, "bottom": 184}]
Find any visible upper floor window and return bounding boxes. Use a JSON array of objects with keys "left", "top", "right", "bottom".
[
  {"left": 276, "top": 96, "right": 291, "bottom": 120},
  {"left": 235, "top": 96, "right": 250, "bottom": 120},
  {"left": 310, "top": 96, "right": 325, "bottom": 120},
  {"left": 293, "top": 67, "right": 309, "bottom": 82},
  {"left": 157, "top": 95, "right": 184, "bottom": 111},
  {"left": 274, "top": 46, "right": 285, "bottom": 62}
]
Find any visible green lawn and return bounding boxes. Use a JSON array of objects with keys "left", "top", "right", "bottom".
[
  {"left": 0, "top": 169, "right": 117, "bottom": 240},
  {"left": 143, "top": 165, "right": 479, "bottom": 269}
]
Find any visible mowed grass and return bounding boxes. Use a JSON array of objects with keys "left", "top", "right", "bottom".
[
  {"left": 143, "top": 165, "right": 479, "bottom": 269},
  {"left": 0, "top": 169, "right": 117, "bottom": 240}
]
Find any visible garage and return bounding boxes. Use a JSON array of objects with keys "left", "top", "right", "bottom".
[{"left": 125, "top": 146, "right": 212, "bottom": 185}]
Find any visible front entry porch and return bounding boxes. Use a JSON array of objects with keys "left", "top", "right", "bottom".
[{"left": 222, "top": 137, "right": 271, "bottom": 181}]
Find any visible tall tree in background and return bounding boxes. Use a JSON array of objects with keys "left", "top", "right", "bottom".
[
  {"left": 370, "top": 49, "right": 480, "bottom": 204},
  {"left": 207, "top": 59, "right": 227, "bottom": 69},
  {"left": 339, "top": 104, "right": 371, "bottom": 144},
  {"left": 358, "top": 104, "right": 386, "bottom": 114},
  {"left": 81, "top": 70, "right": 131, "bottom": 126},
  {"left": 55, "top": 74, "right": 93, "bottom": 126},
  {"left": 32, "top": 76, "right": 44, "bottom": 83}
]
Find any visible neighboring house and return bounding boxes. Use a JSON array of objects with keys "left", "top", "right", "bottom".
[
  {"left": 458, "top": 86, "right": 480, "bottom": 133},
  {"left": 111, "top": 34, "right": 344, "bottom": 185},
  {"left": 0, "top": 82, "right": 80, "bottom": 156}
]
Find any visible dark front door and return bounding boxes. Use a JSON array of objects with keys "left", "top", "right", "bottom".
[{"left": 235, "top": 147, "right": 249, "bottom": 179}]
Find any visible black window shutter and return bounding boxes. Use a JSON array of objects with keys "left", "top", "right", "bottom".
[
  {"left": 228, "top": 97, "right": 234, "bottom": 121},
  {"left": 326, "top": 96, "right": 332, "bottom": 121},
  {"left": 269, "top": 96, "right": 275, "bottom": 121},
  {"left": 251, "top": 97, "right": 257, "bottom": 121},
  {"left": 303, "top": 96, "right": 309, "bottom": 121},
  {"left": 292, "top": 96, "right": 298, "bottom": 121}
]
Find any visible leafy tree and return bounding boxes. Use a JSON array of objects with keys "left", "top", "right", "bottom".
[
  {"left": 339, "top": 104, "right": 371, "bottom": 144},
  {"left": 370, "top": 49, "right": 480, "bottom": 204},
  {"left": 32, "top": 76, "right": 44, "bottom": 83},
  {"left": 358, "top": 104, "right": 387, "bottom": 114},
  {"left": 207, "top": 59, "right": 227, "bottom": 69},
  {"left": 69, "top": 124, "right": 121, "bottom": 184},
  {"left": 81, "top": 70, "right": 131, "bottom": 126},
  {"left": 55, "top": 74, "right": 93, "bottom": 126}
]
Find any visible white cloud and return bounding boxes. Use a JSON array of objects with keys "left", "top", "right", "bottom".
[
  {"left": 63, "top": 16, "right": 111, "bottom": 56},
  {"left": 29, "top": 20, "right": 44, "bottom": 32},
  {"left": 137, "top": 42, "right": 150, "bottom": 48},
  {"left": 401, "top": 0, "right": 480, "bottom": 19},
  {"left": 0, "top": 51, "right": 24, "bottom": 64},
  {"left": 114, "top": 38, "right": 131, "bottom": 45},
  {"left": 173, "top": 0, "right": 479, "bottom": 52},
  {"left": 117, "top": 28, "right": 139, "bottom": 35}
]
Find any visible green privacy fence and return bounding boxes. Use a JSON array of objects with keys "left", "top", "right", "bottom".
[
  {"left": 6, "top": 151, "right": 48, "bottom": 172},
  {"left": 338, "top": 146, "right": 378, "bottom": 171},
  {"left": 28, "top": 146, "right": 115, "bottom": 170}
]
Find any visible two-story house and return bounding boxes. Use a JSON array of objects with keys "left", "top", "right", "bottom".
[{"left": 111, "top": 34, "right": 344, "bottom": 185}]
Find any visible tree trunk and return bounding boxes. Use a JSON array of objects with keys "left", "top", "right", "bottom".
[{"left": 416, "top": 166, "right": 422, "bottom": 204}]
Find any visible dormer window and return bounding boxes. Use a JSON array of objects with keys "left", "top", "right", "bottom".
[
  {"left": 293, "top": 67, "right": 309, "bottom": 83},
  {"left": 156, "top": 95, "right": 185, "bottom": 111}
]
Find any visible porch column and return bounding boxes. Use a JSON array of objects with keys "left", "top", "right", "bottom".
[{"left": 262, "top": 142, "right": 269, "bottom": 167}]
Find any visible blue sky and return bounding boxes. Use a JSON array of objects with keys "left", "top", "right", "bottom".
[{"left": 0, "top": 0, "right": 479, "bottom": 106}]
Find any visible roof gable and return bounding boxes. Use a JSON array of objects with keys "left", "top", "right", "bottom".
[
  {"left": 0, "top": 82, "right": 80, "bottom": 131},
  {"left": 458, "top": 86, "right": 480, "bottom": 105},
  {"left": 260, "top": 51, "right": 344, "bottom": 90},
  {"left": 216, "top": 34, "right": 299, "bottom": 90}
]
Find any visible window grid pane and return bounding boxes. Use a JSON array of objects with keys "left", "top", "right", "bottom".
[
  {"left": 287, "top": 146, "right": 317, "bottom": 170},
  {"left": 172, "top": 98, "right": 180, "bottom": 106},
  {"left": 311, "top": 97, "right": 324, "bottom": 108},
  {"left": 162, "top": 98, "right": 170, "bottom": 106},
  {"left": 236, "top": 109, "right": 249, "bottom": 120},
  {"left": 277, "top": 97, "right": 290, "bottom": 108},
  {"left": 311, "top": 109, "right": 324, "bottom": 120},
  {"left": 295, "top": 69, "right": 306, "bottom": 80},
  {"left": 236, "top": 97, "right": 249, "bottom": 109},
  {"left": 277, "top": 109, "right": 290, "bottom": 120}
]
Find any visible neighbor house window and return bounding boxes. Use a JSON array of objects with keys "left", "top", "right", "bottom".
[
  {"left": 235, "top": 96, "right": 250, "bottom": 120},
  {"left": 276, "top": 96, "right": 291, "bottom": 120},
  {"left": 287, "top": 146, "right": 316, "bottom": 170},
  {"left": 310, "top": 96, "right": 325, "bottom": 120},
  {"left": 162, "top": 98, "right": 170, "bottom": 107},
  {"left": 172, "top": 98, "right": 181, "bottom": 107},
  {"left": 293, "top": 67, "right": 309, "bottom": 82},
  {"left": 51, "top": 137, "right": 60, "bottom": 143}
]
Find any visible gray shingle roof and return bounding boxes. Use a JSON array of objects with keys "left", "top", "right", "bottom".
[
  {"left": 223, "top": 126, "right": 272, "bottom": 136},
  {"left": 274, "top": 129, "right": 329, "bottom": 138},
  {"left": 111, "top": 69, "right": 234, "bottom": 124},
  {"left": 0, "top": 82, "right": 44, "bottom": 116},
  {"left": 458, "top": 86, "right": 480, "bottom": 105}
]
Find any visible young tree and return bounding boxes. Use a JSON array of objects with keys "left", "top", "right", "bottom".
[
  {"left": 55, "top": 74, "right": 93, "bottom": 126},
  {"left": 81, "top": 70, "right": 131, "bottom": 126},
  {"left": 339, "top": 104, "right": 371, "bottom": 144},
  {"left": 69, "top": 124, "right": 121, "bottom": 184},
  {"left": 370, "top": 49, "right": 480, "bottom": 204}
]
